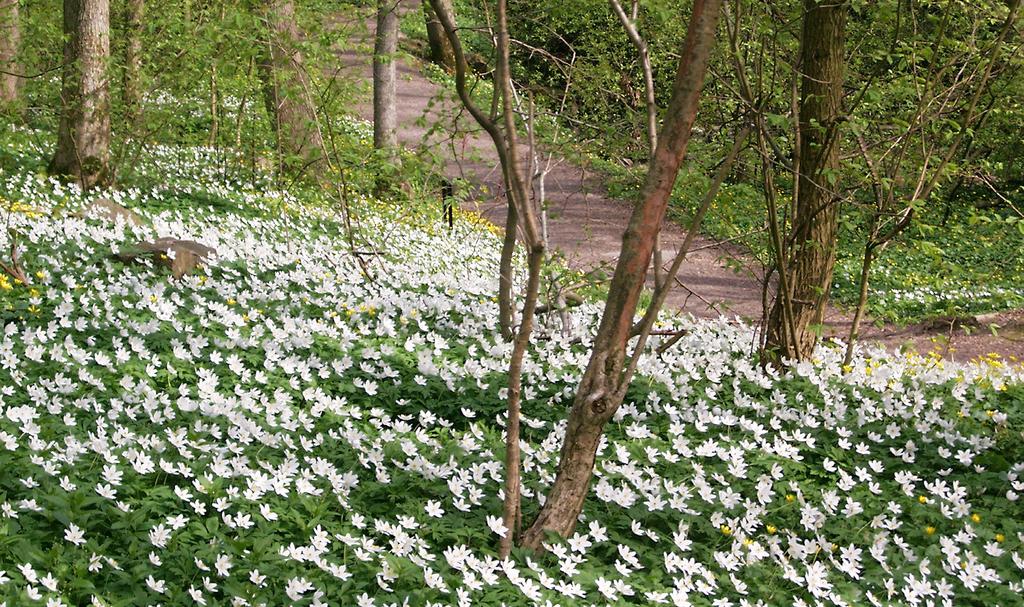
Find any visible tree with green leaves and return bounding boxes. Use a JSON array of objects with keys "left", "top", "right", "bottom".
[
  {"left": 259, "top": 0, "right": 323, "bottom": 177},
  {"left": 520, "top": 0, "right": 723, "bottom": 549}
]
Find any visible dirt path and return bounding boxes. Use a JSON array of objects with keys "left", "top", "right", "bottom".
[{"left": 336, "top": 6, "right": 1024, "bottom": 362}]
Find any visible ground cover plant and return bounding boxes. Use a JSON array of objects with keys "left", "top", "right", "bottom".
[{"left": 1, "top": 123, "right": 1023, "bottom": 606}]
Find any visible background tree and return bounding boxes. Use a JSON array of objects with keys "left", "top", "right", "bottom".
[
  {"left": 49, "top": 0, "right": 112, "bottom": 190},
  {"left": 842, "top": 0, "right": 1022, "bottom": 363},
  {"left": 0, "top": 0, "right": 19, "bottom": 113},
  {"left": 762, "top": 0, "right": 847, "bottom": 362},
  {"left": 122, "top": 0, "right": 144, "bottom": 125},
  {"left": 373, "top": 0, "right": 399, "bottom": 150},
  {"left": 259, "top": 0, "right": 324, "bottom": 177},
  {"left": 423, "top": 0, "right": 455, "bottom": 71}
]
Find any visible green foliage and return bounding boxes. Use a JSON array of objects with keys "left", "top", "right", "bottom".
[{"left": 438, "top": 0, "right": 1024, "bottom": 326}]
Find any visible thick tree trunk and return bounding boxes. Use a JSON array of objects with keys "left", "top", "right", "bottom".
[
  {"left": 373, "top": 0, "right": 399, "bottom": 150},
  {"left": 259, "top": 0, "right": 324, "bottom": 176},
  {"left": 423, "top": 0, "right": 454, "bottom": 71},
  {"left": 763, "top": 0, "right": 846, "bottom": 362},
  {"left": 123, "top": 0, "right": 143, "bottom": 125},
  {"left": 520, "top": 0, "right": 722, "bottom": 549},
  {"left": 49, "top": 0, "right": 111, "bottom": 190},
  {"left": 0, "top": 0, "right": 19, "bottom": 111}
]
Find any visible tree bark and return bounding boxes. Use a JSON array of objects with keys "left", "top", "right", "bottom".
[
  {"left": 259, "top": 0, "right": 324, "bottom": 176},
  {"left": 763, "top": 0, "right": 847, "bottom": 362},
  {"left": 427, "top": 0, "right": 546, "bottom": 556},
  {"left": 123, "top": 0, "right": 143, "bottom": 125},
  {"left": 0, "top": 0, "right": 19, "bottom": 112},
  {"left": 373, "top": 0, "right": 399, "bottom": 150},
  {"left": 609, "top": 0, "right": 664, "bottom": 285},
  {"left": 520, "top": 0, "right": 722, "bottom": 550},
  {"left": 498, "top": 202, "right": 518, "bottom": 340},
  {"left": 423, "top": 0, "right": 455, "bottom": 71},
  {"left": 49, "top": 0, "right": 111, "bottom": 190}
]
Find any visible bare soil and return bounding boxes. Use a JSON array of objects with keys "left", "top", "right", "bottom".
[{"left": 336, "top": 6, "right": 1024, "bottom": 363}]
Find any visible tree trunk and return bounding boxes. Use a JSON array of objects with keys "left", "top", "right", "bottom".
[
  {"left": 499, "top": 243, "right": 543, "bottom": 556},
  {"left": 259, "top": 0, "right": 324, "bottom": 176},
  {"left": 373, "top": 0, "right": 399, "bottom": 150},
  {"left": 609, "top": 0, "right": 663, "bottom": 284},
  {"left": 844, "top": 243, "right": 874, "bottom": 366},
  {"left": 49, "top": 0, "right": 111, "bottom": 190},
  {"left": 209, "top": 62, "right": 219, "bottom": 146},
  {"left": 123, "top": 0, "right": 143, "bottom": 125},
  {"left": 427, "top": 0, "right": 547, "bottom": 556},
  {"left": 423, "top": 0, "right": 454, "bottom": 71},
  {"left": 520, "top": 0, "right": 722, "bottom": 549},
  {"left": 498, "top": 202, "right": 518, "bottom": 340},
  {"left": 0, "top": 0, "right": 19, "bottom": 112},
  {"left": 763, "top": 0, "right": 846, "bottom": 362}
]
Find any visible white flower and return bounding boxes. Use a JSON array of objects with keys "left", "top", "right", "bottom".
[
  {"left": 148, "top": 523, "right": 171, "bottom": 548},
  {"left": 425, "top": 500, "right": 444, "bottom": 518},
  {"left": 64, "top": 523, "right": 86, "bottom": 547},
  {"left": 285, "top": 577, "right": 313, "bottom": 601},
  {"left": 214, "top": 554, "right": 232, "bottom": 577},
  {"left": 40, "top": 573, "right": 58, "bottom": 592},
  {"left": 486, "top": 515, "right": 508, "bottom": 538},
  {"left": 145, "top": 576, "right": 166, "bottom": 594}
]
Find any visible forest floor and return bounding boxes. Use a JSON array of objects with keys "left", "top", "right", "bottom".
[{"left": 336, "top": 4, "right": 1024, "bottom": 361}]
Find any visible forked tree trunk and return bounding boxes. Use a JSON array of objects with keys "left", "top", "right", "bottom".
[
  {"left": 423, "top": 0, "right": 455, "bottom": 70},
  {"left": 520, "top": 0, "right": 722, "bottom": 549},
  {"left": 373, "top": 0, "right": 398, "bottom": 150},
  {"left": 49, "top": 0, "right": 111, "bottom": 190},
  {"left": 427, "top": 0, "right": 545, "bottom": 557},
  {"left": 259, "top": 0, "right": 324, "bottom": 176},
  {"left": 123, "top": 0, "right": 144, "bottom": 125},
  {"left": 0, "top": 0, "right": 19, "bottom": 111},
  {"left": 763, "top": 0, "right": 846, "bottom": 362}
]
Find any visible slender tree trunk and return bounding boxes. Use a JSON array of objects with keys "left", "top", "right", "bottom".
[
  {"left": 373, "top": 0, "right": 398, "bottom": 150},
  {"left": 844, "top": 243, "right": 874, "bottom": 366},
  {"left": 492, "top": 0, "right": 545, "bottom": 556},
  {"left": 423, "top": 0, "right": 455, "bottom": 71},
  {"left": 609, "top": 0, "right": 665, "bottom": 286},
  {"left": 259, "top": 0, "right": 324, "bottom": 176},
  {"left": 500, "top": 243, "right": 542, "bottom": 556},
  {"left": 50, "top": 0, "right": 111, "bottom": 190},
  {"left": 763, "top": 0, "right": 847, "bottom": 362},
  {"left": 520, "top": 0, "right": 722, "bottom": 550},
  {"left": 427, "top": 0, "right": 546, "bottom": 556},
  {"left": 0, "top": 0, "right": 19, "bottom": 112},
  {"left": 498, "top": 202, "right": 518, "bottom": 340},
  {"left": 123, "top": 0, "right": 143, "bottom": 125},
  {"left": 209, "top": 63, "right": 219, "bottom": 146}
]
